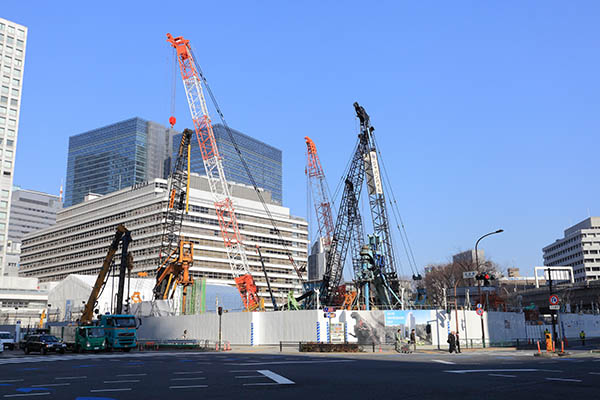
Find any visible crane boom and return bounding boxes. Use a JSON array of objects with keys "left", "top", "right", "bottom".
[
  {"left": 305, "top": 137, "right": 335, "bottom": 247},
  {"left": 167, "top": 33, "right": 259, "bottom": 311}
]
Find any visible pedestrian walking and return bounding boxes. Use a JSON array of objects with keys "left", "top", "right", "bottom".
[
  {"left": 447, "top": 331, "right": 456, "bottom": 353},
  {"left": 410, "top": 329, "right": 416, "bottom": 352},
  {"left": 455, "top": 332, "right": 461, "bottom": 353},
  {"left": 182, "top": 329, "right": 188, "bottom": 340},
  {"left": 580, "top": 330, "right": 586, "bottom": 346},
  {"left": 395, "top": 329, "right": 402, "bottom": 352}
]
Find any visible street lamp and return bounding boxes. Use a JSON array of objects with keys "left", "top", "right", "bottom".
[
  {"left": 14, "top": 307, "right": 18, "bottom": 325},
  {"left": 474, "top": 229, "right": 504, "bottom": 348}
]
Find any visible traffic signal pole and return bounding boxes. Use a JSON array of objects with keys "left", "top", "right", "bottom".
[{"left": 547, "top": 267, "right": 558, "bottom": 348}]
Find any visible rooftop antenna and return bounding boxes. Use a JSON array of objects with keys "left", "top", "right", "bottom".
[{"left": 59, "top": 179, "right": 63, "bottom": 202}]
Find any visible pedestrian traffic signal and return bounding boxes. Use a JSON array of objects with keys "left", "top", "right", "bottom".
[{"left": 476, "top": 272, "right": 495, "bottom": 286}]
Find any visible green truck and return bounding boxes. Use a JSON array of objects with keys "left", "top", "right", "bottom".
[
  {"left": 50, "top": 325, "right": 106, "bottom": 353},
  {"left": 99, "top": 314, "right": 138, "bottom": 352}
]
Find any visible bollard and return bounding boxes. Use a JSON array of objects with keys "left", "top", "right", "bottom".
[
  {"left": 372, "top": 343, "right": 375, "bottom": 352},
  {"left": 552, "top": 341, "right": 555, "bottom": 353},
  {"left": 561, "top": 341, "right": 564, "bottom": 353},
  {"left": 537, "top": 340, "right": 541, "bottom": 354},
  {"left": 280, "top": 341, "right": 282, "bottom": 352}
]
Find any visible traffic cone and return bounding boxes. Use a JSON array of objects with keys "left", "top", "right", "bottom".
[{"left": 379, "top": 345, "right": 382, "bottom": 353}]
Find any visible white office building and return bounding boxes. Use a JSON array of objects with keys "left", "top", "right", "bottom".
[
  {"left": 19, "top": 176, "right": 309, "bottom": 308},
  {"left": 0, "top": 18, "right": 27, "bottom": 278},
  {"left": 543, "top": 217, "right": 600, "bottom": 283}
]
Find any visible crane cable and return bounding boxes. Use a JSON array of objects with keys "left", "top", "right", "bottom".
[
  {"left": 189, "top": 48, "right": 307, "bottom": 286},
  {"left": 371, "top": 134, "right": 419, "bottom": 276}
]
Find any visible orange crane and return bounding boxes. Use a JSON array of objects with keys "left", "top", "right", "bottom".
[
  {"left": 305, "top": 137, "right": 335, "bottom": 247},
  {"left": 167, "top": 33, "right": 259, "bottom": 311}
]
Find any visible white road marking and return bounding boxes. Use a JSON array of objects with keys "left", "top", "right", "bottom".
[
  {"left": 589, "top": 372, "right": 600, "bottom": 375},
  {"left": 0, "top": 380, "right": 23, "bottom": 383},
  {"left": 31, "top": 383, "right": 71, "bottom": 387},
  {"left": 103, "top": 380, "right": 140, "bottom": 383},
  {"left": 230, "top": 360, "right": 354, "bottom": 366},
  {"left": 545, "top": 378, "right": 582, "bottom": 382},
  {"left": 172, "top": 371, "right": 204, "bottom": 375},
  {"left": 432, "top": 359, "right": 455, "bottom": 365},
  {"left": 488, "top": 374, "right": 517, "bottom": 378},
  {"left": 258, "top": 370, "right": 295, "bottom": 385},
  {"left": 55, "top": 376, "right": 87, "bottom": 380},
  {"left": 3, "top": 394, "right": 51, "bottom": 398},
  {"left": 116, "top": 373, "right": 147, "bottom": 377},
  {"left": 90, "top": 388, "right": 132, "bottom": 392},
  {"left": 169, "top": 385, "right": 208, "bottom": 389},
  {"left": 170, "top": 377, "right": 206, "bottom": 381},
  {"left": 445, "top": 369, "right": 562, "bottom": 374}
]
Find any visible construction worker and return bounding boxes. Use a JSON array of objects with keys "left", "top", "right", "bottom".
[
  {"left": 448, "top": 331, "right": 457, "bottom": 353},
  {"left": 395, "top": 329, "right": 402, "bottom": 352},
  {"left": 580, "top": 330, "right": 586, "bottom": 346},
  {"left": 410, "top": 329, "right": 416, "bottom": 352}
]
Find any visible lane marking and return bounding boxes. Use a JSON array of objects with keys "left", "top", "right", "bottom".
[
  {"left": 0, "top": 380, "right": 24, "bottom": 384},
  {"left": 169, "top": 385, "right": 208, "bottom": 389},
  {"left": 257, "top": 370, "right": 294, "bottom": 385},
  {"left": 230, "top": 360, "right": 354, "bottom": 366},
  {"left": 236, "top": 376, "right": 265, "bottom": 379},
  {"left": 445, "top": 369, "right": 562, "bottom": 374},
  {"left": 243, "top": 383, "right": 278, "bottom": 386},
  {"left": 3, "top": 394, "right": 51, "bottom": 398},
  {"left": 54, "top": 376, "right": 87, "bottom": 380},
  {"left": 30, "top": 384, "right": 70, "bottom": 387},
  {"left": 545, "top": 378, "right": 582, "bottom": 382},
  {"left": 90, "top": 388, "right": 132, "bottom": 392},
  {"left": 488, "top": 374, "right": 517, "bottom": 378},
  {"left": 589, "top": 372, "right": 600, "bottom": 375},
  {"left": 116, "top": 373, "right": 147, "bottom": 377},
  {"left": 170, "top": 377, "right": 206, "bottom": 381},
  {"left": 432, "top": 360, "right": 455, "bottom": 365},
  {"left": 103, "top": 380, "right": 140, "bottom": 383},
  {"left": 172, "top": 371, "right": 203, "bottom": 375}
]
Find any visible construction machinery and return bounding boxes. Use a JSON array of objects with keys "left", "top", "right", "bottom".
[
  {"left": 319, "top": 103, "right": 400, "bottom": 307},
  {"left": 167, "top": 33, "right": 260, "bottom": 311},
  {"left": 256, "top": 246, "right": 278, "bottom": 311},
  {"left": 153, "top": 129, "right": 194, "bottom": 311}
]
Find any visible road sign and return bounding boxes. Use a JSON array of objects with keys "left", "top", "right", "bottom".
[
  {"left": 549, "top": 295, "right": 559, "bottom": 305},
  {"left": 476, "top": 303, "right": 483, "bottom": 309},
  {"left": 549, "top": 305, "right": 560, "bottom": 310},
  {"left": 462, "top": 271, "right": 477, "bottom": 279},
  {"left": 323, "top": 307, "right": 329, "bottom": 312},
  {"left": 476, "top": 308, "right": 484, "bottom": 316}
]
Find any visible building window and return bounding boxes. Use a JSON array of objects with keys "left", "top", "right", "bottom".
[
  {"left": 3, "top": 160, "right": 12, "bottom": 169},
  {"left": 5, "top": 150, "right": 12, "bottom": 158},
  {"left": 1, "top": 190, "right": 9, "bottom": 198},
  {"left": 1, "top": 86, "right": 8, "bottom": 95},
  {"left": 11, "top": 88, "right": 18, "bottom": 97},
  {"left": 8, "top": 109, "right": 16, "bottom": 118},
  {"left": 17, "top": 30, "right": 24, "bottom": 39},
  {"left": 7, "top": 27, "right": 15, "bottom": 35}
]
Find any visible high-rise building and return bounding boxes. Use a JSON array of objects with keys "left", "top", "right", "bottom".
[
  {"left": 64, "top": 117, "right": 175, "bottom": 207},
  {"left": 543, "top": 217, "right": 600, "bottom": 283},
  {"left": 0, "top": 18, "right": 27, "bottom": 278},
  {"left": 4, "top": 187, "right": 61, "bottom": 276},
  {"left": 20, "top": 176, "right": 308, "bottom": 308},
  {"left": 173, "top": 124, "right": 282, "bottom": 203}
]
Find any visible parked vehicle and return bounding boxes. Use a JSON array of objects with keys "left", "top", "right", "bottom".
[
  {"left": 50, "top": 325, "right": 106, "bottom": 353},
  {"left": 99, "top": 314, "right": 138, "bottom": 351},
  {"left": 0, "top": 331, "right": 15, "bottom": 350},
  {"left": 23, "top": 334, "right": 67, "bottom": 355}
]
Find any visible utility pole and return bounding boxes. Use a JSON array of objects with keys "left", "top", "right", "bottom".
[{"left": 547, "top": 267, "right": 558, "bottom": 346}]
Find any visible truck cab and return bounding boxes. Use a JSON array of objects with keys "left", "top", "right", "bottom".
[
  {"left": 99, "top": 314, "right": 138, "bottom": 351},
  {"left": 74, "top": 326, "right": 106, "bottom": 353}
]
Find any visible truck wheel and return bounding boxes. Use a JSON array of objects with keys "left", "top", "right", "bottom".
[{"left": 59, "top": 349, "right": 65, "bottom": 354}]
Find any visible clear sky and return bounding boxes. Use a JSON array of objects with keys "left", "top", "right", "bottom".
[{"left": 3, "top": 2, "right": 599, "bottom": 277}]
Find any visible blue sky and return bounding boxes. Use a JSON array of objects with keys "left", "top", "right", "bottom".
[{"left": 3, "top": 2, "right": 599, "bottom": 277}]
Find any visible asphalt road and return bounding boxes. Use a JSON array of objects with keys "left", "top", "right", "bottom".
[{"left": 0, "top": 349, "right": 599, "bottom": 399}]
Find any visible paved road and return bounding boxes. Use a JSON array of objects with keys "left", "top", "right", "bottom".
[{"left": 0, "top": 349, "right": 598, "bottom": 399}]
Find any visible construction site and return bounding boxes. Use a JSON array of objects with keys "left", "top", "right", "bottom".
[{"left": 1, "top": 32, "right": 599, "bottom": 356}]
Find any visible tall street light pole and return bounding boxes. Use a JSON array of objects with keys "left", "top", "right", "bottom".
[{"left": 475, "top": 229, "right": 504, "bottom": 348}]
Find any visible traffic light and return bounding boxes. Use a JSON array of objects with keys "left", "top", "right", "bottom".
[
  {"left": 218, "top": 306, "right": 223, "bottom": 316},
  {"left": 476, "top": 272, "right": 495, "bottom": 286}
]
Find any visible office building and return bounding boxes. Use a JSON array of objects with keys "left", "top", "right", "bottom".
[
  {"left": 64, "top": 117, "right": 175, "bottom": 207},
  {"left": 543, "top": 217, "right": 600, "bottom": 283},
  {"left": 0, "top": 18, "right": 27, "bottom": 278},
  {"left": 20, "top": 176, "right": 308, "bottom": 308},
  {"left": 173, "top": 124, "right": 282, "bottom": 203},
  {"left": 452, "top": 249, "right": 485, "bottom": 266},
  {"left": 4, "top": 187, "right": 61, "bottom": 276}
]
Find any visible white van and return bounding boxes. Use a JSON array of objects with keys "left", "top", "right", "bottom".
[{"left": 0, "top": 331, "right": 14, "bottom": 351}]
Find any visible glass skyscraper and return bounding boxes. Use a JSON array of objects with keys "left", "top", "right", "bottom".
[
  {"left": 172, "top": 124, "right": 282, "bottom": 203},
  {"left": 64, "top": 117, "right": 174, "bottom": 207}
]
